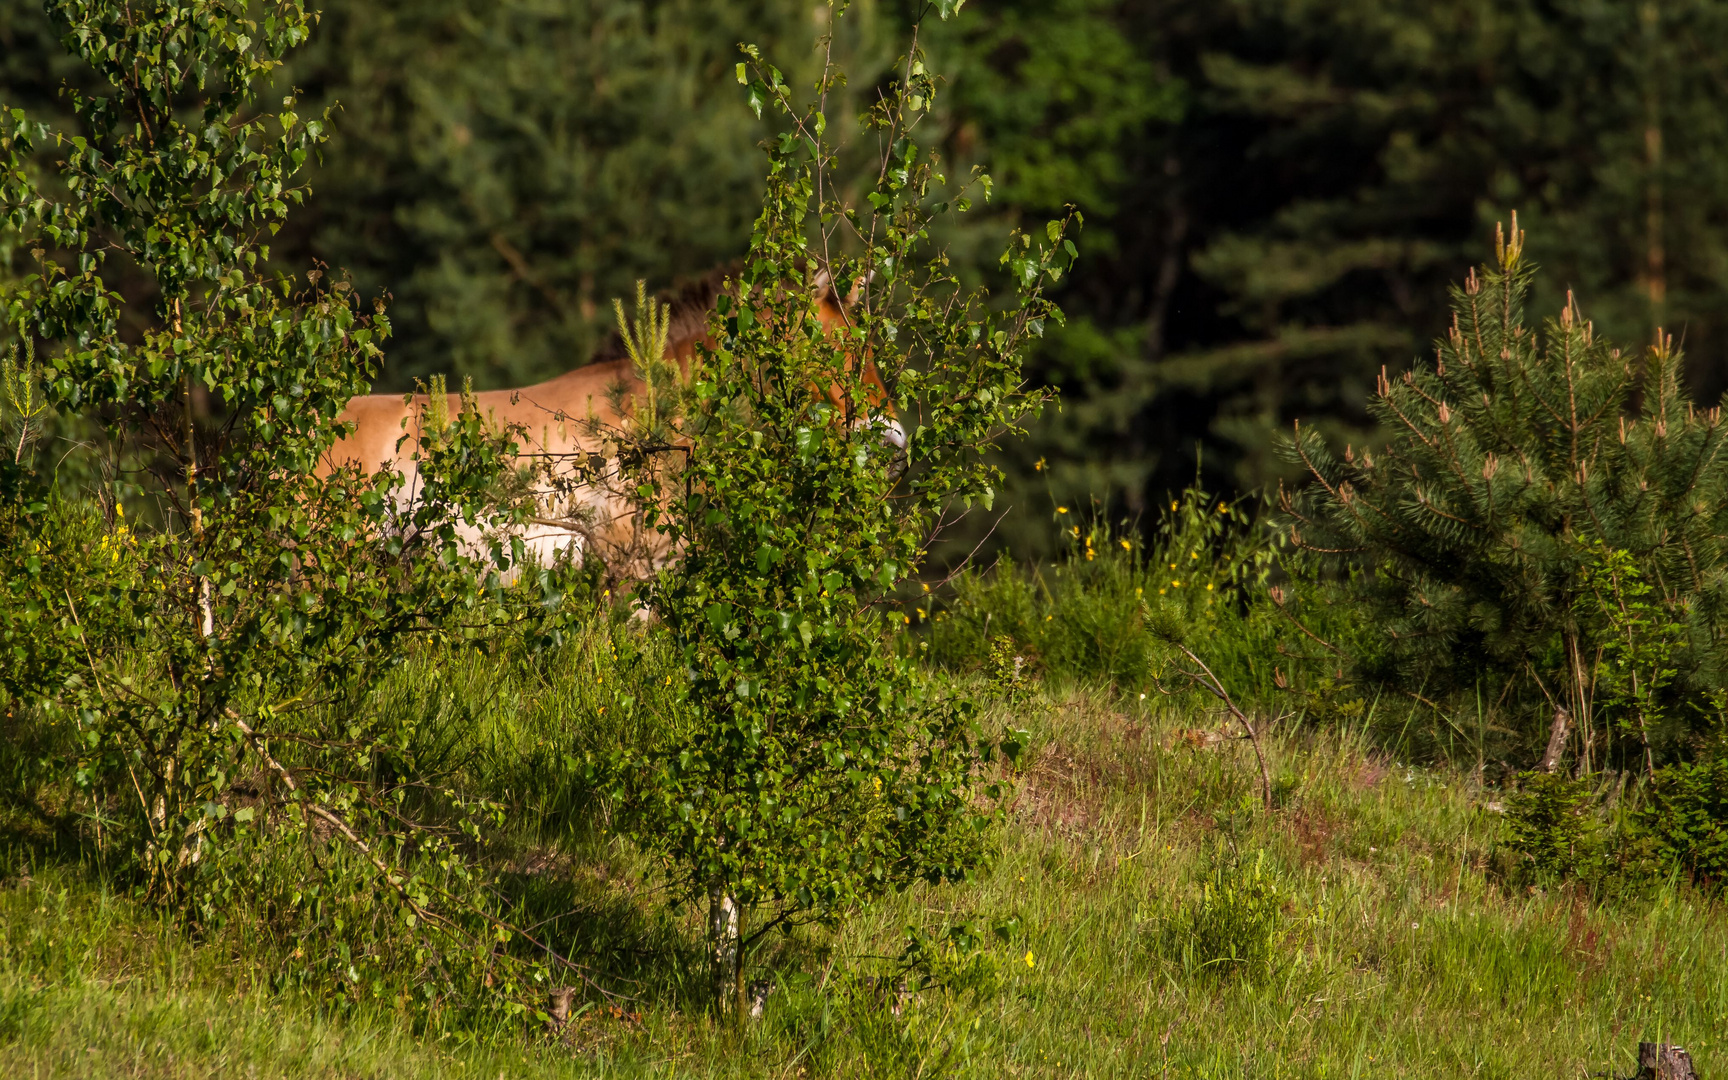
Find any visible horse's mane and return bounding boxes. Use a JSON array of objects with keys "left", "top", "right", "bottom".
[
  {"left": 586, "top": 263, "right": 739, "bottom": 366},
  {"left": 585, "top": 259, "right": 853, "bottom": 368}
]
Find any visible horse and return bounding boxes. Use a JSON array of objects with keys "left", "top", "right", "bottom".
[{"left": 318, "top": 268, "right": 902, "bottom": 580}]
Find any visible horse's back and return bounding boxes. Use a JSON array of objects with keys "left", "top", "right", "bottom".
[{"left": 320, "top": 393, "right": 415, "bottom": 477}]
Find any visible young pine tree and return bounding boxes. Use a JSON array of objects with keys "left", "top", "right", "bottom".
[{"left": 1282, "top": 217, "right": 1728, "bottom": 772}]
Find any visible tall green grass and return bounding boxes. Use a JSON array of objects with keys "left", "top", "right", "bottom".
[
  {"left": 925, "top": 489, "right": 1284, "bottom": 697},
  {"left": 3, "top": 679, "right": 1723, "bottom": 1077},
  {"left": 3, "top": 492, "right": 1726, "bottom": 1075}
]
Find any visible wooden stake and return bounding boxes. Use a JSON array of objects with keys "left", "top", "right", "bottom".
[
  {"left": 1639, "top": 1042, "right": 1698, "bottom": 1080},
  {"left": 1538, "top": 707, "right": 1570, "bottom": 774}
]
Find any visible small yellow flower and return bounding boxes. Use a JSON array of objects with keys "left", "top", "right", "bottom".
[
  {"left": 1045, "top": 615, "right": 1053, "bottom": 622},
  {"left": 1024, "top": 951, "right": 1035, "bottom": 969},
  {"left": 921, "top": 582, "right": 930, "bottom": 593},
  {"left": 1034, "top": 457, "right": 1046, "bottom": 472},
  {"left": 1172, "top": 581, "right": 1182, "bottom": 588},
  {"left": 903, "top": 614, "right": 911, "bottom": 624},
  {"left": 1120, "top": 539, "right": 1132, "bottom": 551},
  {"left": 1134, "top": 587, "right": 1142, "bottom": 595},
  {"left": 1206, "top": 583, "right": 1214, "bottom": 591},
  {"left": 1171, "top": 501, "right": 1179, "bottom": 511},
  {"left": 1056, "top": 506, "right": 1068, "bottom": 514}
]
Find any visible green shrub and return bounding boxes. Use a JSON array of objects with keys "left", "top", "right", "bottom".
[
  {"left": 1643, "top": 746, "right": 1728, "bottom": 888},
  {"left": 608, "top": 16, "right": 1074, "bottom": 1018},
  {"left": 1162, "top": 849, "right": 1287, "bottom": 983},
  {"left": 1502, "top": 772, "right": 1609, "bottom": 883}
]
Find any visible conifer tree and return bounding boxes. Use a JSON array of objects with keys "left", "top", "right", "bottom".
[{"left": 1282, "top": 218, "right": 1728, "bottom": 770}]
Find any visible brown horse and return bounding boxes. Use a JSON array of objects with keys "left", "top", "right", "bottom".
[{"left": 319, "top": 269, "right": 901, "bottom": 576}]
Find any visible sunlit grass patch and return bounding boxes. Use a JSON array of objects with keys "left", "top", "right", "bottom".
[{"left": 3, "top": 677, "right": 1725, "bottom": 1077}]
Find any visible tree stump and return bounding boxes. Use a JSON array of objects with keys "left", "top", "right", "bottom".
[
  {"left": 1538, "top": 707, "right": 1570, "bottom": 773},
  {"left": 547, "top": 986, "right": 576, "bottom": 1029},
  {"left": 1639, "top": 1042, "right": 1698, "bottom": 1080}
]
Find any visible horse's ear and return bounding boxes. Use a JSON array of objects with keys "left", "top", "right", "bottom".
[
  {"left": 846, "top": 269, "right": 875, "bottom": 306},
  {"left": 811, "top": 265, "right": 873, "bottom": 308},
  {"left": 811, "top": 266, "right": 835, "bottom": 301}
]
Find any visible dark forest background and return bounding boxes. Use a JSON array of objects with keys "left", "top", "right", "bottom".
[{"left": 6, "top": 0, "right": 1728, "bottom": 556}]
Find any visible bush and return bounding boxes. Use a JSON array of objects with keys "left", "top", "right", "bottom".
[
  {"left": 1, "top": 0, "right": 593, "bottom": 1026},
  {"left": 607, "top": 16, "right": 1074, "bottom": 1018},
  {"left": 1643, "top": 745, "right": 1728, "bottom": 888},
  {"left": 1502, "top": 772, "right": 1610, "bottom": 883},
  {"left": 1161, "top": 849, "right": 1287, "bottom": 983}
]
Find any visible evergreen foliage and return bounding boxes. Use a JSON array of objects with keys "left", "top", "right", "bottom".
[
  {"left": 276, "top": 0, "right": 894, "bottom": 390},
  {"left": 1501, "top": 771, "right": 1612, "bottom": 884},
  {"left": 1644, "top": 742, "right": 1728, "bottom": 888},
  {"left": 1282, "top": 219, "right": 1728, "bottom": 770},
  {"left": 923, "top": 0, "right": 1728, "bottom": 544}
]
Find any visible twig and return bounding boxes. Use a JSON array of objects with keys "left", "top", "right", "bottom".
[
  {"left": 1266, "top": 586, "right": 1345, "bottom": 657},
  {"left": 1165, "top": 643, "right": 1275, "bottom": 810},
  {"left": 227, "top": 709, "right": 443, "bottom": 926}
]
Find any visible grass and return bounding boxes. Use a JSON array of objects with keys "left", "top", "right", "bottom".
[{"left": 4, "top": 667, "right": 1724, "bottom": 1078}]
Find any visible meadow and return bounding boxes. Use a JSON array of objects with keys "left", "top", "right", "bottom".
[
  {"left": 6, "top": 3, "right": 1728, "bottom": 1074},
  {"left": 3, "top": 527, "right": 1722, "bottom": 1078}
]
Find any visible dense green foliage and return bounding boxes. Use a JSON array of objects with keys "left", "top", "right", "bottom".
[
  {"left": 14, "top": 0, "right": 1728, "bottom": 546},
  {"left": 609, "top": 16, "right": 1075, "bottom": 1014},
  {"left": 1646, "top": 746, "right": 1728, "bottom": 887},
  {"left": 0, "top": 0, "right": 585, "bottom": 1023},
  {"left": 926, "top": 0, "right": 1728, "bottom": 536}
]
